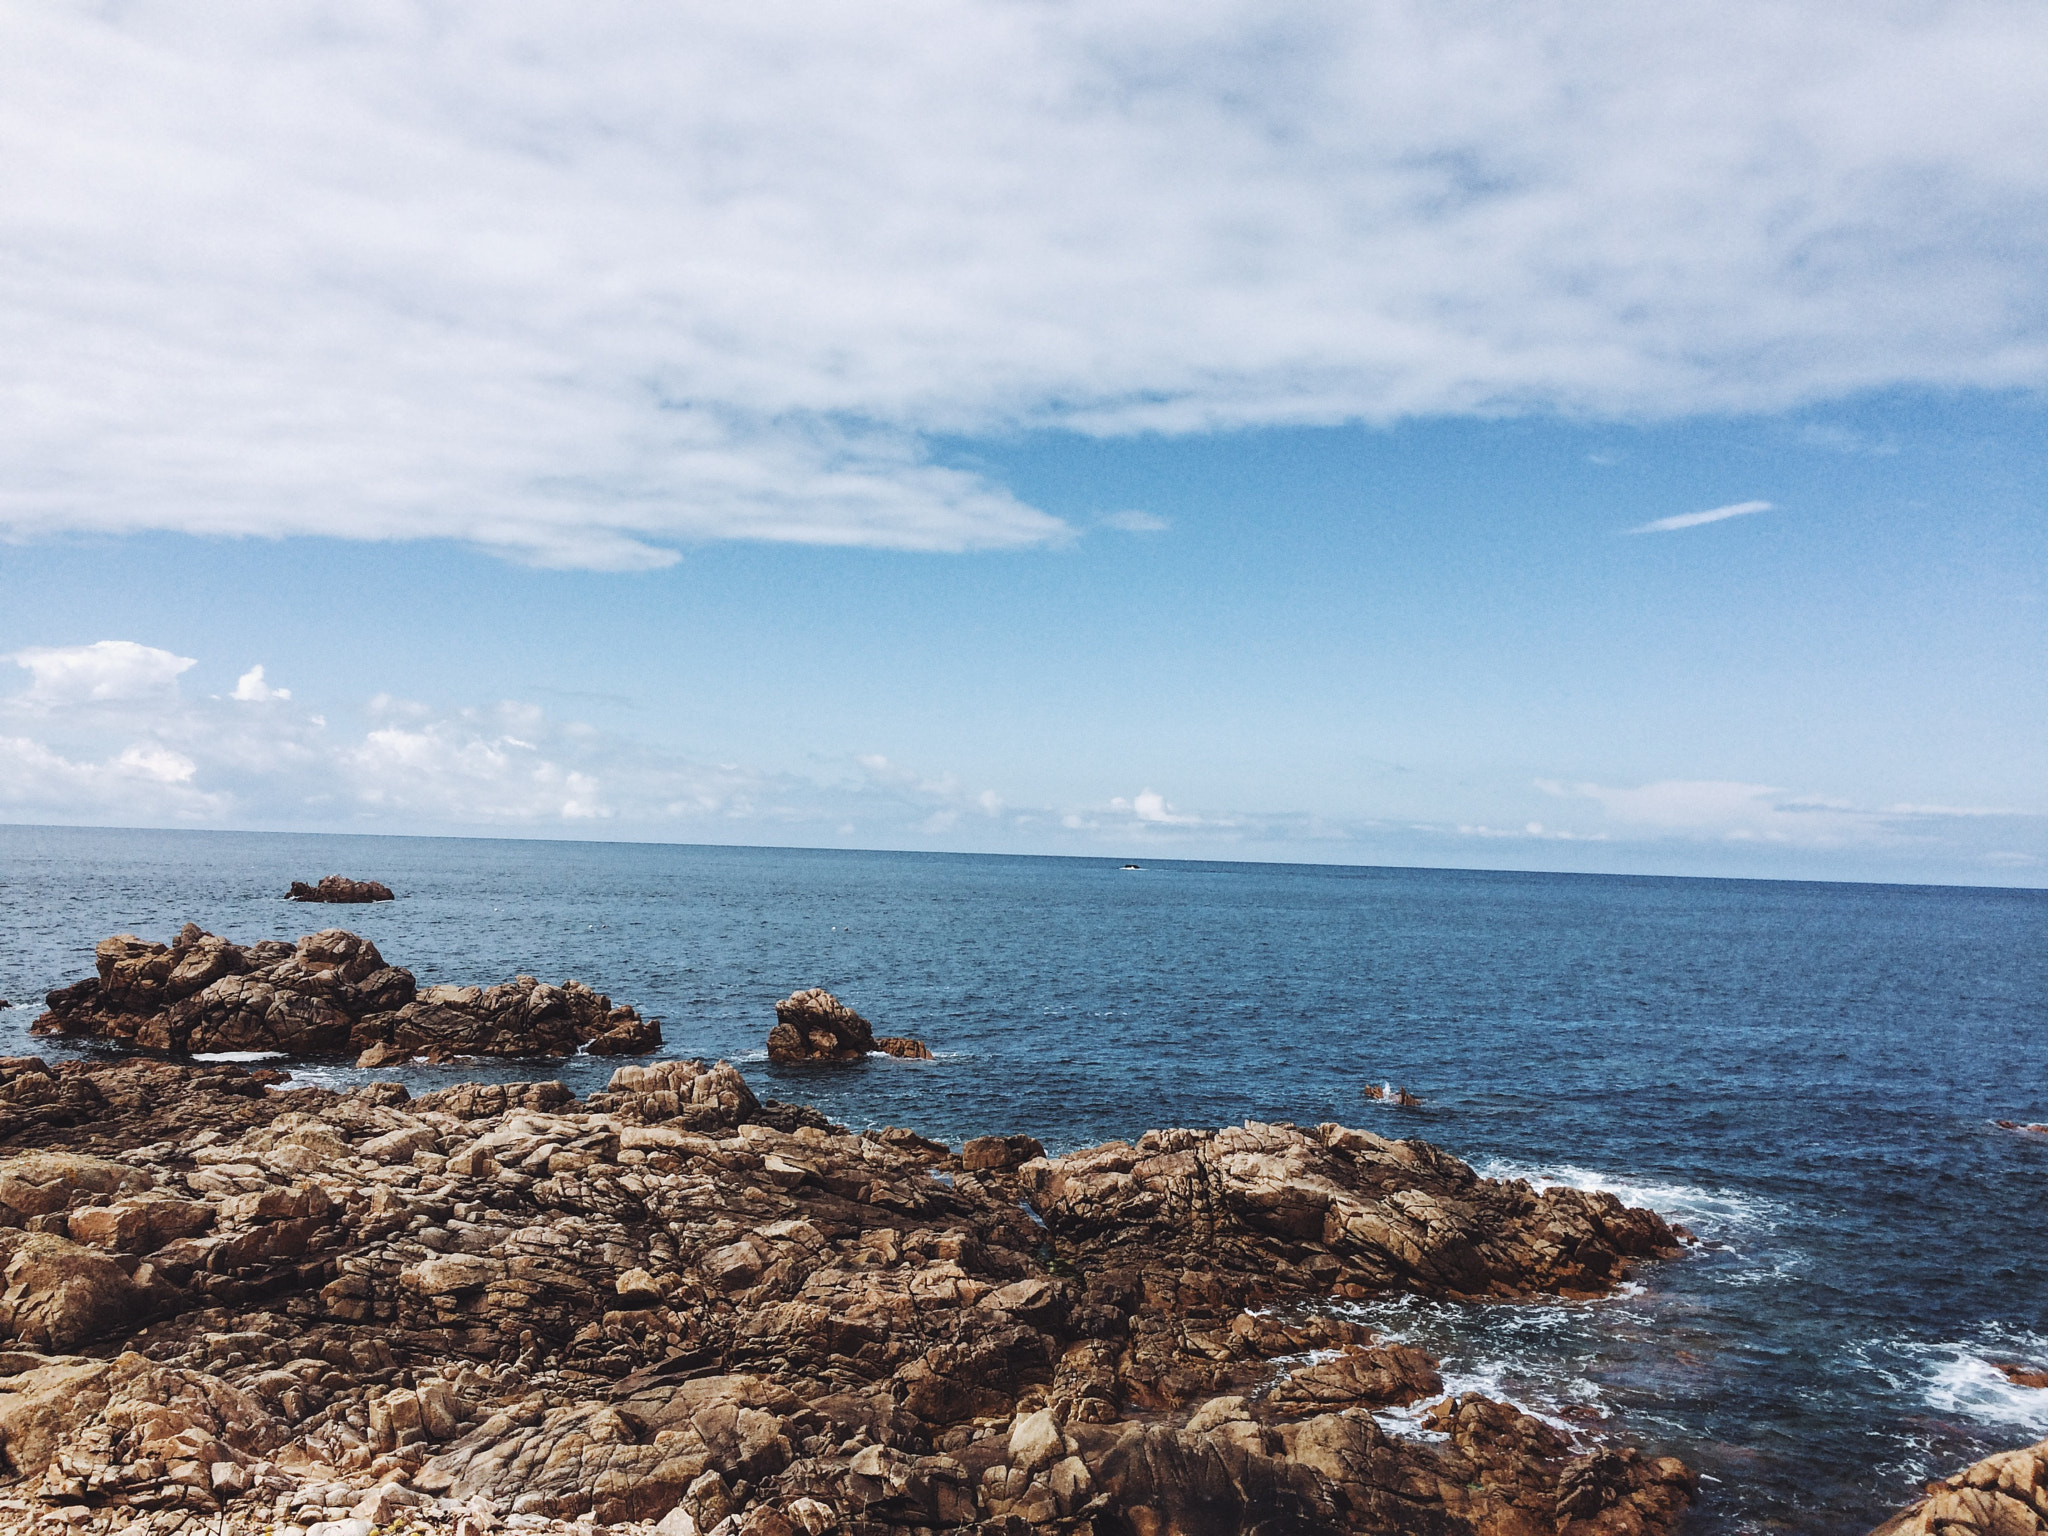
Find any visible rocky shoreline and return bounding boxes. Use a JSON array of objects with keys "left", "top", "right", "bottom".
[
  {"left": 1, "top": 930, "right": 2027, "bottom": 1536},
  {"left": 0, "top": 1043, "right": 1715, "bottom": 1536}
]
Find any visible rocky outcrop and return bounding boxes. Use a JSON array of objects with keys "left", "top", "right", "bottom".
[
  {"left": 0, "top": 1049, "right": 1694, "bottom": 1536},
  {"left": 1870, "top": 1436, "right": 2048, "bottom": 1535},
  {"left": 31, "top": 926, "right": 659, "bottom": 1063},
  {"left": 287, "top": 877, "right": 395, "bottom": 903},
  {"left": 1020, "top": 1121, "right": 1682, "bottom": 1301},
  {"left": 767, "top": 989, "right": 930, "bottom": 1064}
]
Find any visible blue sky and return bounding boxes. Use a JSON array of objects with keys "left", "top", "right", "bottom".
[{"left": 1, "top": 3, "right": 2044, "bottom": 884}]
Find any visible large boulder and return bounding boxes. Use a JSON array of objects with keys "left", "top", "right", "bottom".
[
  {"left": 767, "top": 989, "right": 929, "bottom": 1063},
  {"left": 0, "top": 1231, "right": 145, "bottom": 1351}
]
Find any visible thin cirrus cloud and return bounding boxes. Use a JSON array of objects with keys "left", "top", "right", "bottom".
[
  {"left": 1627, "top": 500, "right": 1774, "bottom": 534},
  {"left": 1, "top": 4, "right": 2046, "bottom": 568}
]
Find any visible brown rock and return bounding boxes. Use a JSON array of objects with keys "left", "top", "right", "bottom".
[
  {"left": 33, "top": 926, "right": 659, "bottom": 1061},
  {"left": 769, "top": 989, "right": 876, "bottom": 1062},
  {"left": 769, "top": 990, "right": 929, "bottom": 1063},
  {"left": 1869, "top": 1436, "right": 2048, "bottom": 1535},
  {"left": 0, "top": 1231, "right": 144, "bottom": 1351},
  {"left": 962, "top": 1134, "right": 1047, "bottom": 1173},
  {"left": 286, "top": 875, "right": 396, "bottom": 903},
  {"left": 0, "top": 1045, "right": 1697, "bottom": 1536}
]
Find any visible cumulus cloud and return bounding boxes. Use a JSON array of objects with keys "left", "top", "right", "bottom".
[
  {"left": 2, "top": 4, "right": 2046, "bottom": 566},
  {"left": 11, "top": 641, "right": 196, "bottom": 705},
  {"left": 1627, "top": 500, "right": 1773, "bottom": 534},
  {"left": 0, "top": 735, "right": 224, "bottom": 822},
  {"left": 230, "top": 666, "right": 291, "bottom": 703}
]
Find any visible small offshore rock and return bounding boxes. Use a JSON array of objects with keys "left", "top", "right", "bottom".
[
  {"left": 768, "top": 988, "right": 930, "bottom": 1062},
  {"left": 287, "top": 875, "right": 396, "bottom": 903}
]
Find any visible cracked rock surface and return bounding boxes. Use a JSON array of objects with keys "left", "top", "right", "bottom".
[
  {"left": 0, "top": 1052, "right": 1696, "bottom": 1536},
  {"left": 1868, "top": 1437, "right": 2048, "bottom": 1536}
]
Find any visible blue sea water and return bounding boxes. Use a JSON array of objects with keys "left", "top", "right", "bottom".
[{"left": 1, "top": 824, "right": 2044, "bottom": 1535}]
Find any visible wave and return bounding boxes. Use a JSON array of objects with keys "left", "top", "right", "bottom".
[
  {"left": 1854, "top": 1327, "right": 2048, "bottom": 1435},
  {"left": 1346, "top": 1292, "right": 1616, "bottom": 1446},
  {"left": 1472, "top": 1157, "right": 1786, "bottom": 1241},
  {"left": 190, "top": 1050, "right": 286, "bottom": 1063}
]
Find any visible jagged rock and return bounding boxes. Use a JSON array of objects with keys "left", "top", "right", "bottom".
[
  {"left": 32, "top": 927, "right": 660, "bottom": 1061},
  {"left": 875, "top": 1037, "right": 935, "bottom": 1059},
  {"left": 768, "top": 990, "right": 930, "bottom": 1063},
  {"left": 1020, "top": 1120, "right": 1682, "bottom": 1301},
  {"left": 0, "top": 1049, "right": 1695, "bottom": 1536},
  {"left": 287, "top": 876, "right": 396, "bottom": 903},
  {"left": 963, "top": 1135, "right": 1046, "bottom": 1173},
  {"left": 1870, "top": 1435, "right": 2048, "bottom": 1534}
]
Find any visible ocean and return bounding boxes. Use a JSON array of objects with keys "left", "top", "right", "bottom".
[{"left": 2, "top": 823, "right": 2043, "bottom": 1534}]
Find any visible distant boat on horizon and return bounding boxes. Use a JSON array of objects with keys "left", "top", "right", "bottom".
[{"left": 1120, "top": 862, "right": 1142, "bottom": 870}]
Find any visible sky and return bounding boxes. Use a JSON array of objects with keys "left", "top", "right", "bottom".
[{"left": 1, "top": 1, "right": 2043, "bottom": 885}]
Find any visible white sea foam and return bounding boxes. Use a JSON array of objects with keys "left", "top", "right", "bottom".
[
  {"left": 1349, "top": 1292, "right": 1612, "bottom": 1446},
  {"left": 1473, "top": 1157, "right": 1784, "bottom": 1241},
  {"left": 1856, "top": 1328, "right": 2048, "bottom": 1434},
  {"left": 1372, "top": 1357, "right": 1602, "bottom": 1444},
  {"left": 190, "top": 1050, "right": 286, "bottom": 1063}
]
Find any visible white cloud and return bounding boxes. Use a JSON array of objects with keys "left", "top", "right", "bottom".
[
  {"left": 10, "top": 641, "right": 196, "bottom": 704},
  {"left": 230, "top": 665, "right": 291, "bottom": 703},
  {"left": 1, "top": 639, "right": 2041, "bottom": 879},
  {"left": 2, "top": 5, "right": 2045, "bottom": 566},
  {"left": 1627, "top": 500, "right": 1773, "bottom": 535},
  {"left": 1532, "top": 777, "right": 2043, "bottom": 852},
  {"left": 0, "top": 734, "right": 224, "bottom": 821},
  {"left": 1106, "top": 789, "right": 1209, "bottom": 827}
]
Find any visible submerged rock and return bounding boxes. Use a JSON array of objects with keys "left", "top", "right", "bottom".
[
  {"left": 287, "top": 876, "right": 396, "bottom": 903},
  {"left": 767, "top": 988, "right": 930, "bottom": 1063},
  {"left": 0, "top": 1049, "right": 1695, "bottom": 1536},
  {"left": 32, "top": 926, "right": 660, "bottom": 1061},
  {"left": 1870, "top": 1435, "right": 2048, "bottom": 1534}
]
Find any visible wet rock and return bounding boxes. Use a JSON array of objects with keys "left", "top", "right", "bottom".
[
  {"left": 287, "top": 877, "right": 396, "bottom": 903},
  {"left": 875, "top": 1036, "right": 935, "bottom": 1059},
  {"left": 33, "top": 927, "right": 660, "bottom": 1062}
]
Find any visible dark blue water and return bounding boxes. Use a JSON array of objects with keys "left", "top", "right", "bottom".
[{"left": 3, "top": 824, "right": 2044, "bottom": 1535}]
